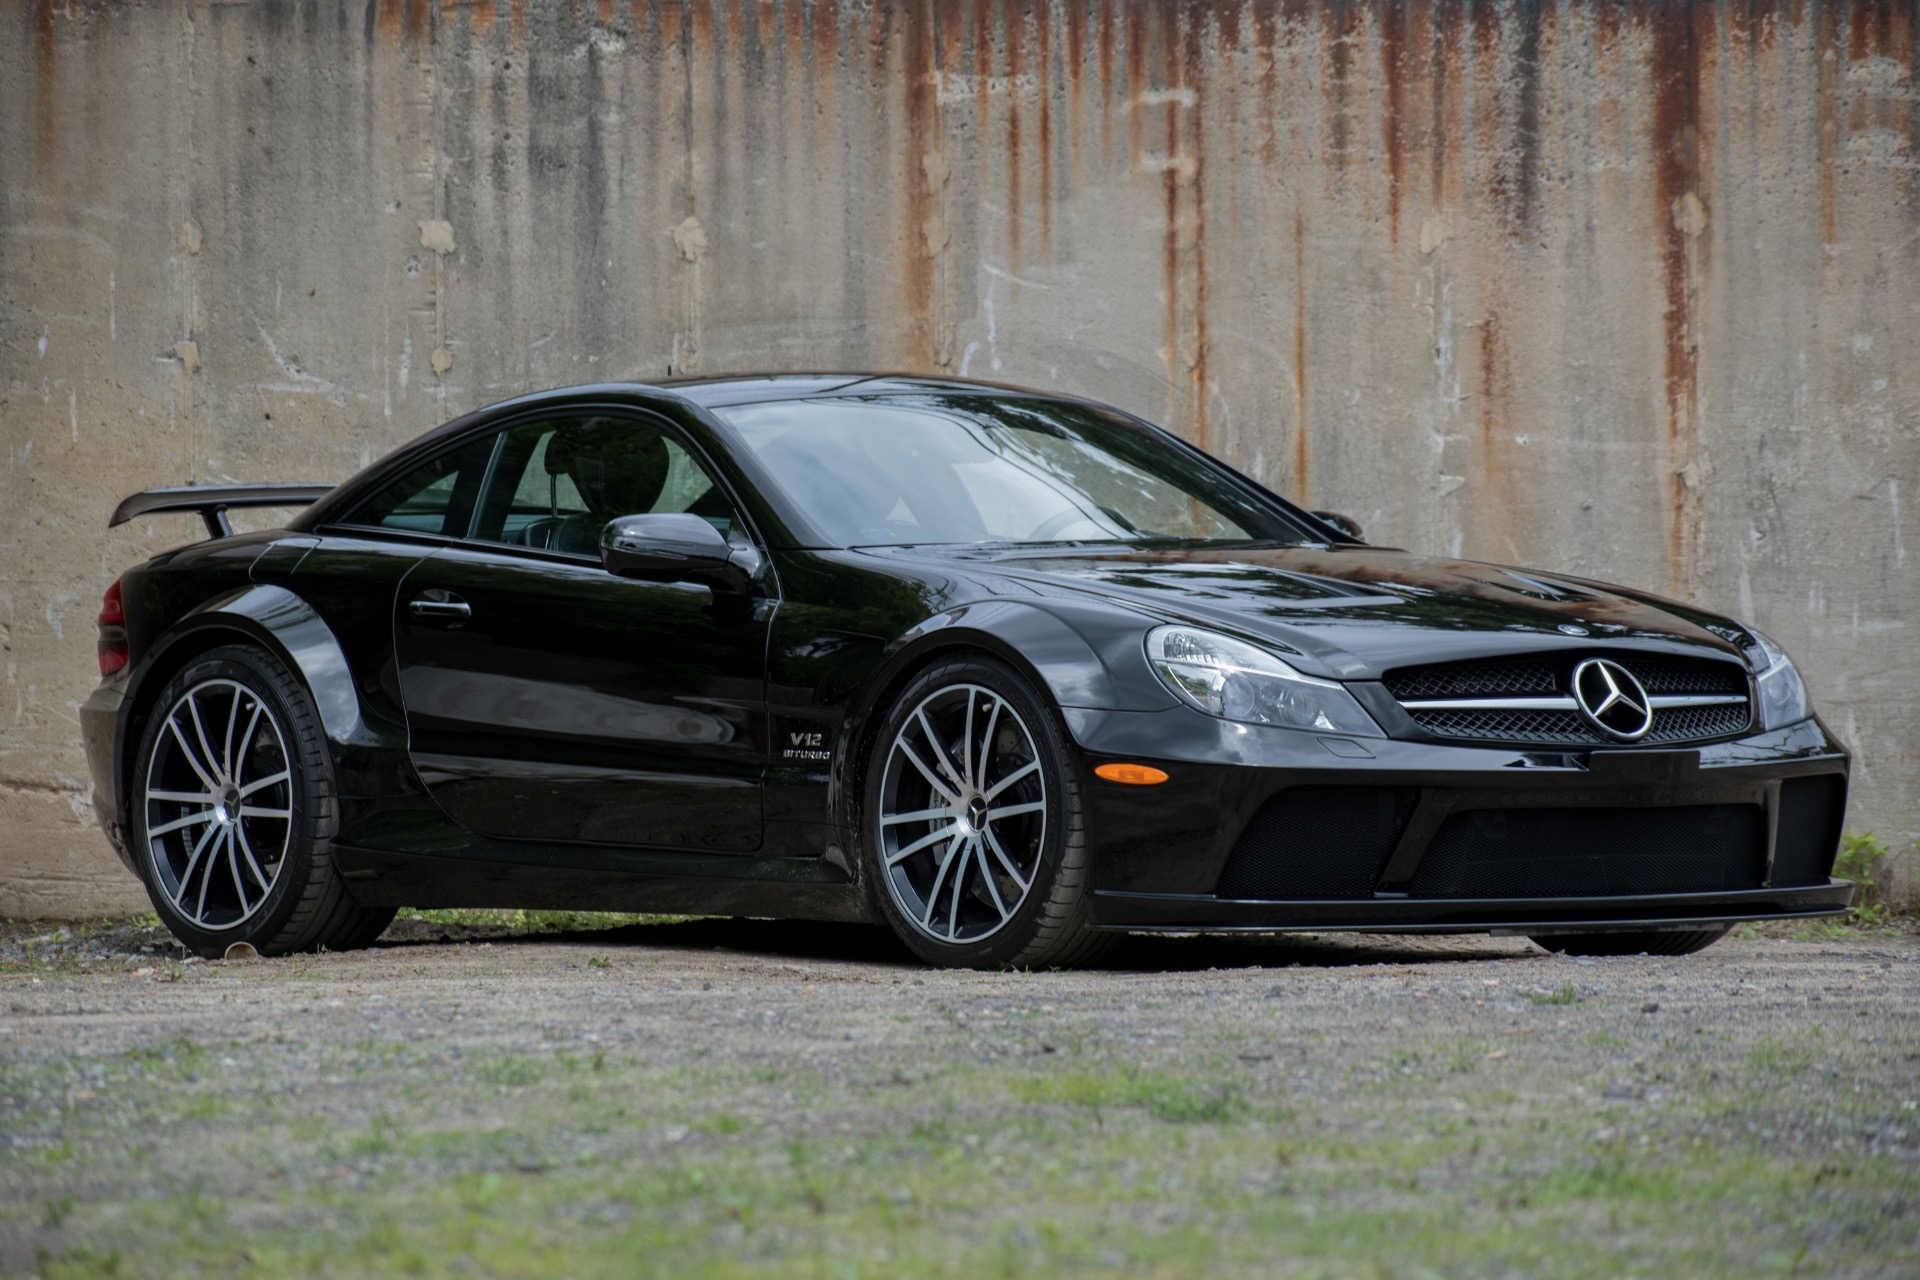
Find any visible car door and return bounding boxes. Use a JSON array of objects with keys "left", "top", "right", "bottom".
[{"left": 392, "top": 411, "right": 772, "bottom": 852}]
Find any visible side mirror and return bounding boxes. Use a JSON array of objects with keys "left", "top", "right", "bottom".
[
  {"left": 600, "top": 513, "right": 763, "bottom": 595},
  {"left": 1311, "top": 510, "right": 1363, "bottom": 541}
]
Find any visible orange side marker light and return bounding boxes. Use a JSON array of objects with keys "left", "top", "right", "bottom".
[{"left": 1094, "top": 762, "right": 1170, "bottom": 786}]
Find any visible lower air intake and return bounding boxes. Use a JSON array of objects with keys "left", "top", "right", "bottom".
[
  {"left": 1408, "top": 804, "right": 1766, "bottom": 899},
  {"left": 1215, "top": 788, "right": 1416, "bottom": 900},
  {"left": 1770, "top": 774, "right": 1846, "bottom": 887}
]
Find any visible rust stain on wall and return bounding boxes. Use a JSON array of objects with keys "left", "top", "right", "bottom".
[
  {"left": 32, "top": 0, "right": 54, "bottom": 177},
  {"left": 901, "top": 0, "right": 943, "bottom": 371},
  {"left": 1380, "top": 0, "right": 1408, "bottom": 243},
  {"left": 1476, "top": 305, "right": 1517, "bottom": 557},
  {"left": 1649, "top": 1, "right": 1712, "bottom": 597},
  {"left": 1254, "top": 0, "right": 1278, "bottom": 166},
  {"left": 1035, "top": 0, "right": 1053, "bottom": 255},
  {"left": 1816, "top": 1, "right": 1841, "bottom": 244},
  {"left": 1006, "top": 0, "right": 1026, "bottom": 267}
]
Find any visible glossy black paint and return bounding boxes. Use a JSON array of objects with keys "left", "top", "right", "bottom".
[{"left": 84, "top": 376, "right": 1853, "bottom": 936}]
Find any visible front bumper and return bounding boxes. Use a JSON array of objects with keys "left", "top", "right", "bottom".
[{"left": 1065, "top": 706, "right": 1852, "bottom": 933}]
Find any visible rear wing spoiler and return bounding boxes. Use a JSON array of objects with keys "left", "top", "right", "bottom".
[{"left": 110, "top": 483, "right": 335, "bottom": 538}]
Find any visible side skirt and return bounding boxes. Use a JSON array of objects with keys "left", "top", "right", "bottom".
[{"left": 333, "top": 845, "right": 874, "bottom": 923}]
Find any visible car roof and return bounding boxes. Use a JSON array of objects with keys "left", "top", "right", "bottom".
[{"left": 654, "top": 372, "right": 1063, "bottom": 409}]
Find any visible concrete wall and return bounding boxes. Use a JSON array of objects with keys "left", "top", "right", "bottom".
[{"left": 2, "top": 0, "right": 1916, "bottom": 917}]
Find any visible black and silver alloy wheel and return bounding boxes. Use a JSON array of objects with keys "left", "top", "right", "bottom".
[
  {"left": 878, "top": 681, "right": 1047, "bottom": 944},
  {"left": 864, "top": 656, "right": 1113, "bottom": 969},
  {"left": 131, "top": 645, "right": 396, "bottom": 958},
  {"left": 143, "top": 678, "right": 294, "bottom": 930}
]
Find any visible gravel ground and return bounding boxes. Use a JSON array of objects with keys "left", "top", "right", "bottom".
[{"left": 3, "top": 917, "right": 1917, "bottom": 1277}]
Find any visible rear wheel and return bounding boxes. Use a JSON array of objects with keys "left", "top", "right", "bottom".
[
  {"left": 1529, "top": 928, "right": 1728, "bottom": 957},
  {"left": 132, "top": 644, "right": 394, "bottom": 958},
  {"left": 863, "top": 656, "right": 1114, "bottom": 970}
]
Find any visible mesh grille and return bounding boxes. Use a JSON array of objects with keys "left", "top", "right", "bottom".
[
  {"left": 1385, "top": 652, "right": 1752, "bottom": 747},
  {"left": 1215, "top": 788, "right": 1417, "bottom": 900},
  {"left": 1408, "top": 805, "right": 1765, "bottom": 899}
]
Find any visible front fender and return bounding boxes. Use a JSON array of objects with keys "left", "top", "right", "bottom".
[{"left": 851, "top": 597, "right": 1177, "bottom": 750}]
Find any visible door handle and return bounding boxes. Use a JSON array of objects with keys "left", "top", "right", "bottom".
[{"left": 408, "top": 594, "right": 472, "bottom": 625}]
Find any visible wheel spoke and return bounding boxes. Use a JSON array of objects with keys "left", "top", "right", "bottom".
[
  {"left": 166, "top": 717, "right": 221, "bottom": 792},
  {"left": 973, "top": 836, "right": 1009, "bottom": 920},
  {"left": 221, "top": 690, "right": 243, "bottom": 779},
  {"left": 236, "top": 770, "right": 290, "bottom": 799},
  {"left": 227, "top": 830, "right": 251, "bottom": 914},
  {"left": 172, "top": 822, "right": 220, "bottom": 921},
  {"left": 880, "top": 805, "right": 954, "bottom": 827},
  {"left": 914, "top": 709, "right": 964, "bottom": 788},
  {"left": 186, "top": 693, "right": 224, "bottom": 784},
  {"left": 148, "top": 810, "right": 216, "bottom": 838},
  {"left": 897, "top": 741, "right": 960, "bottom": 805},
  {"left": 984, "top": 758, "right": 1040, "bottom": 801},
  {"left": 976, "top": 696, "right": 1002, "bottom": 792},
  {"left": 235, "top": 701, "right": 264, "bottom": 778},
  {"left": 235, "top": 823, "right": 273, "bottom": 892},
  {"left": 961, "top": 689, "right": 975, "bottom": 791},
  {"left": 945, "top": 839, "right": 971, "bottom": 939},
  {"left": 148, "top": 789, "right": 215, "bottom": 805},
  {"left": 920, "top": 834, "right": 963, "bottom": 929},
  {"left": 239, "top": 804, "right": 292, "bottom": 821},
  {"left": 888, "top": 822, "right": 961, "bottom": 866},
  {"left": 194, "top": 830, "right": 216, "bottom": 922},
  {"left": 986, "top": 799, "right": 1044, "bottom": 822},
  {"left": 984, "top": 827, "right": 1030, "bottom": 893}
]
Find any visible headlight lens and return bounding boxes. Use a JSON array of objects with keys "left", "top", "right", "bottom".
[
  {"left": 1749, "top": 628, "right": 1811, "bottom": 731},
  {"left": 1146, "top": 626, "right": 1383, "bottom": 736}
]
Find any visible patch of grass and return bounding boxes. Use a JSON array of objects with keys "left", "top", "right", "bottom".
[
  {"left": 1528, "top": 981, "right": 1585, "bottom": 1006},
  {"left": 1011, "top": 1065, "right": 1249, "bottom": 1124}
]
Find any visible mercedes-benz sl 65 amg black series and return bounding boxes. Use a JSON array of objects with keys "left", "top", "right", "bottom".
[{"left": 81, "top": 375, "right": 1854, "bottom": 967}]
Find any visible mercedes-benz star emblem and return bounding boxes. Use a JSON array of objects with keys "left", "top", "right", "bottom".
[{"left": 1570, "top": 658, "right": 1654, "bottom": 741}]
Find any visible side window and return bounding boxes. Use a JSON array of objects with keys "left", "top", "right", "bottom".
[
  {"left": 345, "top": 433, "right": 498, "bottom": 536},
  {"left": 469, "top": 415, "right": 737, "bottom": 554}
]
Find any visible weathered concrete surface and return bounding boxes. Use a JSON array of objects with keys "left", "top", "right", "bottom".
[{"left": 1, "top": 1, "right": 1916, "bottom": 916}]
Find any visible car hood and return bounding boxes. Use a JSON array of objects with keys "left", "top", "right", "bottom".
[{"left": 866, "top": 544, "right": 1756, "bottom": 681}]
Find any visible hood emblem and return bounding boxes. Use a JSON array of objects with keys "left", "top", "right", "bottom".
[
  {"left": 1570, "top": 658, "right": 1654, "bottom": 741},
  {"left": 1557, "top": 623, "right": 1590, "bottom": 636}
]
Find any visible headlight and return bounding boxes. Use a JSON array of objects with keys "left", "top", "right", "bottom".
[
  {"left": 1146, "top": 626, "right": 1384, "bottom": 736},
  {"left": 1749, "top": 627, "right": 1811, "bottom": 731}
]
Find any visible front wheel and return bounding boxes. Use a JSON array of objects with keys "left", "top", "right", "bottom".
[
  {"left": 131, "top": 644, "right": 394, "bottom": 958},
  {"left": 863, "top": 656, "right": 1114, "bottom": 970},
  {"left": 1529, "top": 928, "right": 1728, "bottom": 957}
]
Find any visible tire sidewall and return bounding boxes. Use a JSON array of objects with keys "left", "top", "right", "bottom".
[
  {"left": 130, "top": 646, "right": 329, "bottom": 957},
  {"left": 860, "top": 656, "right": 1080, "bottom": 968}
]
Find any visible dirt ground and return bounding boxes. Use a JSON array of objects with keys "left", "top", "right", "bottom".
[{"left": 3, "top": 917, "right": 1918, "bottom": 1278}]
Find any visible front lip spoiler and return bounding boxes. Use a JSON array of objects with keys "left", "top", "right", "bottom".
[{"left": 1089, "top": 880, "right": 1855, "bottom": 934}]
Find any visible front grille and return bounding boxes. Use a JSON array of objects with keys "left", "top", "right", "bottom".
[
  {"left": 1408, "top": 804, "right": 1766, "bottom": 898},
  {"left": 1382, "top": 652, "right": 1752, "bottom": 747},
  {"left": 1215, "top": 788, "right": 1417, "bottom": 899}
]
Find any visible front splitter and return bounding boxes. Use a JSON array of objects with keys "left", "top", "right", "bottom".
[{"left": 1090, "top": 879, "right": 1854, "bottom": 934}]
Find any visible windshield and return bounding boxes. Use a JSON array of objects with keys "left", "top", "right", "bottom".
[{"left": 714, "top": 393, "right": 1316, "bottom": 549}]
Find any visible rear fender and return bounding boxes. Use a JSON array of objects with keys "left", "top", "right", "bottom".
[{"left": 115, "top": 585, "right": 380, "bottom": 830}]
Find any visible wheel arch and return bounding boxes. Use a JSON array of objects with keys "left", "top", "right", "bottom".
[
  {"left": 836, "top": 600, "right": 1150, "bottom": 837},
  {"left": 117, "top": 585, "right": 366, "bottom": 836}
]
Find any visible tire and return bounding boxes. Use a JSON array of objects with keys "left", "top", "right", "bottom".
[
  {"left": 861, "top": 654, "right": 1115, "bottom": 970},
  {"left": 130, "top": 644, "right": 393, "bottom": 958},
  {"left": 1529, "top": 927, "right": 1729, "bottom": 957}
]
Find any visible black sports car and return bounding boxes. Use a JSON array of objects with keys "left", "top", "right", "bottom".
[{"left": 82, "top": 375, "right": 1853, "bottom": 967}]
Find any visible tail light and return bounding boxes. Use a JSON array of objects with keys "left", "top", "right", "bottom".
[{"left": 97, "top": 579, "right": 128, "bottom": 676}]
